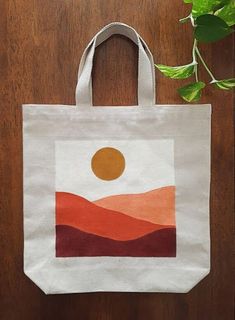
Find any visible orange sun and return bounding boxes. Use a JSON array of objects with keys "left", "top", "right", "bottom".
[{"left": 91, "top": 147, "right": 125, "bottom": 181}]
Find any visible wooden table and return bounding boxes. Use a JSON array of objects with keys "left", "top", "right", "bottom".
[{"left": 0, "top": 1, "right": 234, "bottom": 319}]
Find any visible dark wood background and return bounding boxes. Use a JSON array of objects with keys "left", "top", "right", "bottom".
[{"left": 0, "top": 1, "right": 234, "bottom": 319}]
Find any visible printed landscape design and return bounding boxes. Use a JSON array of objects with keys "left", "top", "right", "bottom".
[{"left": 55, "top": 186, "right": 176, "bottom": 257}]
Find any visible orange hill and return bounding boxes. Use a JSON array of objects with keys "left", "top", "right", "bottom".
[
  {"left": 93, "top": 186, "right": 175, "bottom": 226},
  {"left": 56, "top": 192, "right": 172, "bottom": 241}
]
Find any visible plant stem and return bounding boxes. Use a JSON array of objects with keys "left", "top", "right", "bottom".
[
  {"left": 190, "top": 14, "right": 196, "bottom": 27},
  {"left": 179, "top": 14, "right": 191, "bottom": 23},
  {"left": 189, "top": 14, "right": 216, "bottom": 83},
  {"left": 195, "top": 46, "right": 217, "bottom": 82},
  {"left": 192, "top": 39, "right": 197, "bottom": 62},
  {"left": 195, "top": 63, "right": 198, "bottom": 82},
  {"left": 192, "top": 39, "right": 198, "bottom": 82}
]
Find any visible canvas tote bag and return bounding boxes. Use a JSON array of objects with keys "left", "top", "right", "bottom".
[{"left": 23, "top": 22, "right": 211, "bottom": 294}]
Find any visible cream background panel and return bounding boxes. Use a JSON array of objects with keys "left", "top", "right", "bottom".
[{"left": 55, "top": 139, "right": 175, "bottom": 201}]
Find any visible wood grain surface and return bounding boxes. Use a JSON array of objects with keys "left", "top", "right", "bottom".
[{"left": 0, "top": 1, "right": 234, "bottom": 319}]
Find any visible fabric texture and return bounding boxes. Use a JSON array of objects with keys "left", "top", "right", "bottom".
[{"left": 23, "top": 22, "right": 211, "bottom": 294}]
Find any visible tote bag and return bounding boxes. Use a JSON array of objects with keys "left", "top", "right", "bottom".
[{"left": 23, "top": 22, "right": 211, "bottom": 294}]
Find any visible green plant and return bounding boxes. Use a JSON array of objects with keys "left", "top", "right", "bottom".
[{"left": 155, "top": 0, "right": 235, "bottom": 102}]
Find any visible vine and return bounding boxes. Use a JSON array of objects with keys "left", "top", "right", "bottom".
[{"left": 155, "top": 0, "right": 235, "bottom": 102}]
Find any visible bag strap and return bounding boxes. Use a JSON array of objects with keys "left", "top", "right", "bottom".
[{"left": 75, "top": 22, "right": 156, "bottom": 106}]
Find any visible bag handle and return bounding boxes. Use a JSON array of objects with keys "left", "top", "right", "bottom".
[{"left": 75, "top": 22, "right": 156, "bottom": 106}]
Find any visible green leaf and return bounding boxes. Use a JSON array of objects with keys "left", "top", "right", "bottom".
[
  {"left": 192, "top": 0, "right": 230, "bottom": 17},
  {"left": 184, "top": 0, "right": 193, "bottom": 3},
  {"left": 213, "top": 78, "right": 235, "bottom": 89},
  {"left": 178, "top": 81, "right": 206, "bottom": 102},
  {"left": 195, "top": 14, "right": 234, "bottom": 42},
  {"left": 155, "top": 63, "right": 196, "bottom": 79},
  {"left": 215, "top": 0, "right": 235, "bottom": 26}
]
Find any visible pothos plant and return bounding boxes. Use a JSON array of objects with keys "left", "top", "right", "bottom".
[{"left": 155, "top": 0, "right": 235, "bottom": 102}]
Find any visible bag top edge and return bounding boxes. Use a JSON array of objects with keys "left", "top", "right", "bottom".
[{"left": 22, "top": 103, "right": 212, "bottom": 109}]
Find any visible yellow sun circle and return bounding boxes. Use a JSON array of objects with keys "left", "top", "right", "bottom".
[{"left": 91, "top": 147, "right": 125, "bottom": 181}]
